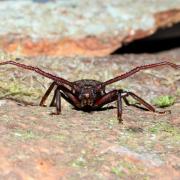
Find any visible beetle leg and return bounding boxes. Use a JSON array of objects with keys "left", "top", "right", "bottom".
[
  {"left": 49, "top": 93, "right": 56, "bottom": 107},
  {"left": 50, "top": 87, "right": 61, "bottom": 115},
  {"left": 50, "top": 87, "right": 80, "bottom": 108},
  {"left": 123, "top": 91, "right": 169, "bottom": 114},
  {"left": 122, "top": 96, "right": 130, "bottom": 106},
  {"left": 53, "top": 87, "right": 61, "bottom": 115},
  {"left": 95, "top": 90, "right": 123, "bottom": 122},
  {"left": 59, "top": 85, "right": 81, "bottom": 109},
  {"left": 95, "top": 90, "right": 117, "bottom": 107},
  {"left": 50, "top": 85, "right": 81, "bottom": 115},
  {"left": 49, "top": 85, "right": 57, "bottom": 107},
  {"left": 39, "top": 81, "right": 56, "bottom": 107},
  {"left": 123, "top": 91, "right": 155, "bottom": 112},
  {"left": 117, "top": 91, "right": 123, "bottom": 123}
]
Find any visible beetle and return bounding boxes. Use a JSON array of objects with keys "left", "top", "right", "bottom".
[{"left": 0, "top": 59, "right": 179, "bottom": 123}]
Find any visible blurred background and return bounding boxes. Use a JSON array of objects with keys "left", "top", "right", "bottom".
[{"left": 0, "top": 0, "right": 179, "bottom": 57}]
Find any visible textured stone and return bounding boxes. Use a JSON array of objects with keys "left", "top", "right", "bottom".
[{"left": 0, "top": 48, "right": 179, "bottom": 179}]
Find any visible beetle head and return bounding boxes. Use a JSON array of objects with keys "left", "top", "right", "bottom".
[
  {"left": 78, "top": 86, "right": 96, "bottom": 107},
  {"left": 73, "top": 80, "right": 104, "bottom": 108}
]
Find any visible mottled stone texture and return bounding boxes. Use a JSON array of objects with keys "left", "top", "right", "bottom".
[
  {"left": 0, "top": 0, "right": 180, "bottom": 56},
  {"left": 0, "top": 49, "right": 179, "bottom": 179}
]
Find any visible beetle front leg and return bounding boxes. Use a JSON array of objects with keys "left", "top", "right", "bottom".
[
  {"left": 49, "top": 87, "right": 57, "bottom": 107},
  {"left": 117, "top": 92, "right": 123, "bottom": 123},
  {"left": 39, "top": 81, "right": 56, "bottom": 107},
  {"left": 51, "top": 87, "right": 61, "bottom": 115},
  {"left": 50, "top": 85, "right": 81, "bottom": 115},
  {"left": 95, "top": 90, "right": 123, "bottom": 123}
]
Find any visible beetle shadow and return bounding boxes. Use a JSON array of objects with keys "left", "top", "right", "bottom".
[
  {"left": 126, "top": 126, "right": 144, "bottom": 133},
  {"left": 73, "top": 105, "right": 116, "bottom": 113},
  {"left": 73, "top": 103, "right": 151, "bottom": 113},
  {"left": 0, "top": 97, "right": 37, "bottom": 106},
  {"left": 2, "top": 96, "right": 151, "bottom": 113}
]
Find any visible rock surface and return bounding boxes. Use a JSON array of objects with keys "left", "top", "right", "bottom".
[
  {"left": 0, "top": 0, "right": 180, "bottom": 56},
  {"left": 0, "top": 48, "right": 179, "bottom": 179}
]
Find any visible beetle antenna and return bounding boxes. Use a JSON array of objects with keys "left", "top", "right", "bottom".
[
  {"left": 0, "top": 60, "right": 73, "bottom": 87},
  {"left": 101, "top": 61, "right": 180, "bottom": 87}
]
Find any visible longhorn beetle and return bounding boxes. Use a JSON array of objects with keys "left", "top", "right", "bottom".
[{"left": 0, "top": 60, "right": 179, "bottom": 123}]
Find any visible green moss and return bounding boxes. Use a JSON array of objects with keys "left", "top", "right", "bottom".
[
  {"left": 149, "top": 122, "right": 178, "bottom": 134},
  {"left": 152, "top": 95, "right": 176, "bottom": 108},
  {"left": 0, "top": 81, "right": 43, "bottom": 99},
  {"left": 71, "top": 156, "right": 87, "bottom": 168},
  {"left": 9, "top": 82, "right": 32, "bottom": 96},
  {"left": 13, "top": 130, "right": 40, "bottom": 140},
  {"left": 126, "top": 97, "right": 139, "bottom": 105},
  {"left": 111, "top": 166, "right": 125, "bottom": 177},
  {"left": 112, "top": 161, "right": 144, "bottom": 178},
  {"left": 118, "top": 129, "right": 138, "bottom": 148},
  {"left": 108, "top": 117, "right": 118, "bottom": 129},
  {"left": 148, "top": 122, "right": 180, "bottom": 142},
  {"left": 49, "top": 134, "right": 66, "bottom": 141}
]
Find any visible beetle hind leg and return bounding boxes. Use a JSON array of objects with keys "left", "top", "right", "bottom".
[{"left": 122, "top": 91, "right": 171, "bottom": 114}]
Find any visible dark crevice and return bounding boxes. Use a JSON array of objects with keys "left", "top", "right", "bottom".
[{"left": 112, "top": 23, "right": 180, "bottom": 54}]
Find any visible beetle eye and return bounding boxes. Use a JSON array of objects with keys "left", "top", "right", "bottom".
[{"left": 73, "top": 85, "right": 80, "bottom": 93}]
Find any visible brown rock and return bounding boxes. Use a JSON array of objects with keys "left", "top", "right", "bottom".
[{"left": 0, "top": 1, "right": 180, "bottom": 57}]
